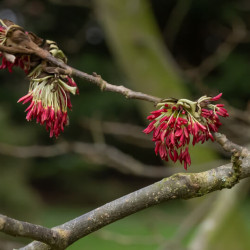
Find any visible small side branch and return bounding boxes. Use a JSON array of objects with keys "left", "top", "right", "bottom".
[
  {"left": 214, "top": 132, "right": 250, "bottom": 157},
  {"left": 0, "top": 43, "right": 161, "bottom": 104},
  {"left": 0, "top": 214, "right": 66, "bottom": 249},
  {"left": 50, "top": 56, "right": 161, "bottom": 103},
  {"left": 0, "top": 44, "right": 34, "bottom": 55}
]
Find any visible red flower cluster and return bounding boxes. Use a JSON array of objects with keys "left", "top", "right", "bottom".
[
  {"left": 18, "top": 75, "right": 78, "bottom": 137},
  {"left": 0, "top": 53, "right": 30, "bottom": 73},
  {"left": 143, "top": 94, "right": 229, "bottom": 169},
  {"left": 0, "top": 19, "right": 78, "bottom": 138},
  {"left": 0, "top": 22, "right": 30, "bottom": 73}
]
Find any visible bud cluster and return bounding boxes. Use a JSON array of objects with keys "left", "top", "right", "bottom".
[
  {"left": 143, "top": 94, "right": 229, "bottom": 169},
  {"left": 0, "top": 20, "right": 30, "bottom": 73}
]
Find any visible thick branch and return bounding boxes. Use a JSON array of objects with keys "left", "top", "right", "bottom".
[
  {"left": 0, "top": 214, "right": 65, "bottom": 249},
  {"left": 19, "top": 157, "right": 250, "bottom": 250}
]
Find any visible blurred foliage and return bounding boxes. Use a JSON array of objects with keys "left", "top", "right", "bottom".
[
  {"left": 0, "top": 0, "right": 249, "bottom": 249},
  {"left": 207, "top": 53, "right": 250, "bottom": 108},
  {"left": 209, "top": 212, "right": 250, "bottom": 250}
]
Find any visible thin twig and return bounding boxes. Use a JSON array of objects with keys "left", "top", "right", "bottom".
[
  {"left": 0, "top": 43, "right": 161, "bottom": 103},
  {"left": 66, "top": 65, "right": 162, "bottom": 103},
  {"left": 0, "top": 44, "right": 34, "bottom": 55},
  {"left": 214, "top": 133, "right": 250, "bottom": 157},
  {"left": 35, "top": 51, "right": 162, "bottom": 104}
]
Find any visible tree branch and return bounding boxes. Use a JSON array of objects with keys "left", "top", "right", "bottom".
[
  {"left": 214, "top": 133, "right": 250, "bottom": 157},
  {"left": 63, "top": 65, "right": 162, "bottom": 103},
  {"left": 0, "top": 214, "right": 65, "bottom": 249},
  {"left": 17, "top": 157, "right": 250, "bottom": 249},
  {"left": 0, "top": 43, "right": 161, "bottom": 104},
  {"left": 0, "top": 44, "right": 34, "bottom": 55}
]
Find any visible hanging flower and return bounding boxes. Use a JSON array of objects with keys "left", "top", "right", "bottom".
[
  {"left": 143, "top": 93, "right": 229, "bottom": 170},
  {"left": 18, "top": 39, "right": 78, "bottom": 138},
  {"left": 18, "top": 73, "right": 78, "bottom": 138},
  {"left": 0, "top": 19, "right": 31, "bottom": 73}
]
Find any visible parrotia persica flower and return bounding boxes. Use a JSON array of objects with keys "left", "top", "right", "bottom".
[
  {"left": 0, "top": 19, "right": 78, "bottom": 138},
  {"left": 0, "top": 20, "right": 30, "bottom": 73},
  {"left": 143, "top": 93, "right": 229, "bottom": 170},
  {"left": 18, "top": 70, "right": 78, "bottom": 138}
]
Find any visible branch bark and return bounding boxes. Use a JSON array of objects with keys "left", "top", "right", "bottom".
[
  {"left": 0, "top": 214, "right": 64, "bottom": 249},
  {"left": 18, "top": 157, "right": 250, "bottom": 249},
  {"left": 214, "top": 133, "right": 250, "bottom": 157},
  {"left": 46, "top": 54, "right": 162, "bottom": 103}
]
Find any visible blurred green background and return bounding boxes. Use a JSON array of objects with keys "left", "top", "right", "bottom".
[{"left": 0, "top": 0, "right": 250, "bottom": 249}]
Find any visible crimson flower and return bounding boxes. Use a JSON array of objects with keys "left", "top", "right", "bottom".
[
  {"left": 16, "top": 39, "right": 79, "bottom": 137},
  {"left": 0, "top": 20, "right": 31, "bottom": 73},
  {"left": 18, "top": 74, "right": 78, "bottom": 138},
  {"left": 143, "top": 93, "right": 229, "bottom": 170}
]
